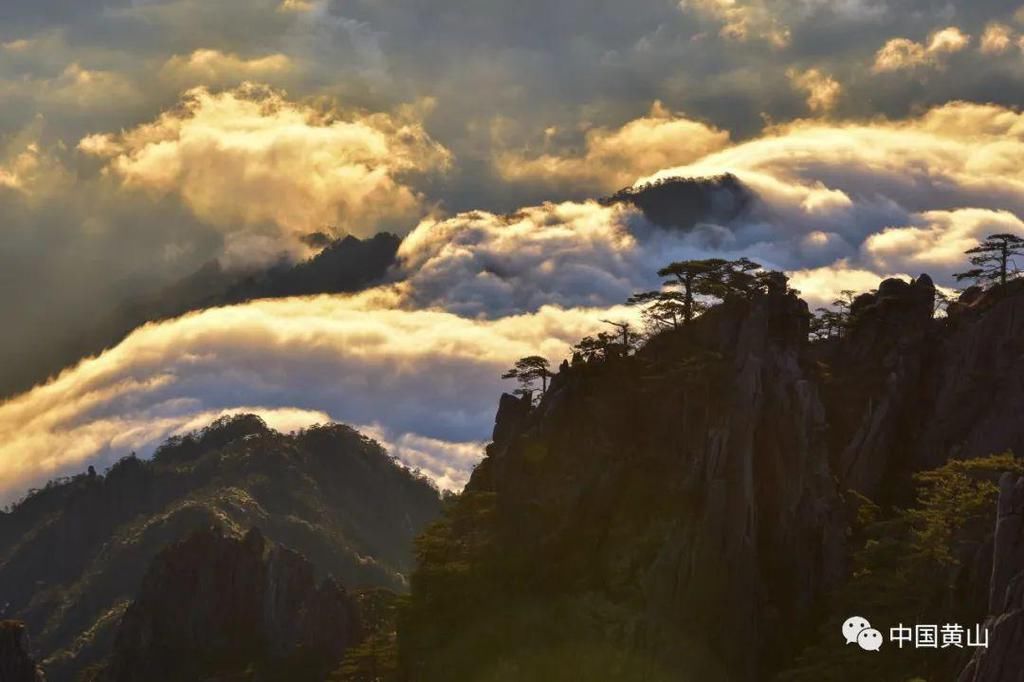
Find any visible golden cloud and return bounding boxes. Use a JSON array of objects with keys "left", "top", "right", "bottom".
[
  {"left": 495, "top": 102, "right": 730, "bottom": 193},
  {"left": 0, "top": 61, "right": 141, "bottom": 112},
  {"left": 0, "top": 126, "right": 72, "bottom": 198},
  {"left": 864, "top": 209, "right": 1024, "bottom": 270},
  {"left": 873, "top": 26, "right": 970, "bottom": 72},
  {"left": 681, "top": 0, "right": 791, "bottom": 47},
  {"left": 787, "top": 68, "right": 842, "bottom": 113},
  {"left": 161, "top": 49, "right": 293, "bottom": 87},
  {"left": 787, "top": 261, "right": 910, "bottom": 308},
  {"left": 0, "top": 293, "right": 631, "bottom": 503},
  {"left": 78, "top": 85, "right": 451, "bottom": 257},
  {"left": 980, "top": 23, "right": 1015, "bottom": 54}
]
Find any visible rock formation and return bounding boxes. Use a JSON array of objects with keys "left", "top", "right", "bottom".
[
  {"left": 98, "top": 527, "right": 359, "bottom": 682},
  {"left": 0, "top": 621, "right": 45, "bottom": 682},
  {"left": 404, "top": 288, "right": 846, "bottom": 680},
  {"left": 401, "top": 277, "right": 1024, "bottom": 681},
  {"left": 959, "top": 474, "right": 1024, "bottom": 682}
]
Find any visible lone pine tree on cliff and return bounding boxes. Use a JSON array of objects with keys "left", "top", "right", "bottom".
[
  {"left": 954, "top": 233, "right": 1024, "bottom": 287},
  {"left": 501, "top": 356, "right": 551, "bottom": 398}
]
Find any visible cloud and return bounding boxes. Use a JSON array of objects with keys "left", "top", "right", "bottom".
[
  {"left": 864, "top": 208, "right": 1024, "bottom": 275},
  {"left": 631, "top": 101, "right": 1024, "bottom": 298},
  {"left": 11, "top": 96, "right": 1024, "bottom": 503},
  {"left": 787, "top": 68, "right": 842, "bottom": 113},
  {"left": 788, "top": 261, "right": 910, "bottom": 308},
  {"left": 79, "top": 84, "right": 451, "bottom": 258},
  {"left": 980, "top": 22, "right": 1015, "bottom": 54},
  {"left": 0, "top": 60, "right": 143, "bottom": 115},
  {"left": 394, "top": 201, "right": 659, "bottom": 317},
  {"left": 873, "top": 26, "right": 971, "bottom": 72},
  {"left": 359, "top": 424, "right": 485, "bottom": 492},
  {"left": 680, "top": 0, "right": 791, "bottom": 47},
  {"left": 0, "top": 293, "right": 633, "bottom": 504},
  {"left": 494, "top": 102, "right": 730, "bottom": 195},
  {"left": 160, "top": 49, "right": 293, "bottom": 88}
]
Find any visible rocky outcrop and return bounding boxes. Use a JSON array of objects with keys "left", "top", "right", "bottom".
[
  {"left": 403, "top": 277, "right": 1024, "bottom": 681},
  {"left": 914, "top": 281, "right": 1024, "bottom": 471},
  {"left": 831, "top": 274, "right": 937, "bottom": 496},
  {"left": 0, "top": 621, "right": 45, "bottom": 682},
  {"left": 822, "top": 276, "right": 1024, "bottom": 503},
  {"left": 408, "top": 289, "right": 845, "bottom": 681},
  {"left": 100, "top": 527, "right": 359, "bottom": 682},
  {"left": 959, "top": 474, "right": 1024, "bottom": 682}
]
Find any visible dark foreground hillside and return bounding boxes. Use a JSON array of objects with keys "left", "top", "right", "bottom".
[
  {"left": 399, "top": 276, "right": 1024, "bottom": 681},
  {"left": 0, "top": 415, "right": 441, "bottom": 680}
]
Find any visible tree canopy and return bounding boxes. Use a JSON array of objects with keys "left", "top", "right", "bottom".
[{"left": 629, "top": 258, "right": 793, "bottom": 332}]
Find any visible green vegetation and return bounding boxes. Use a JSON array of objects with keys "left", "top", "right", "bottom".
[
  {"left": 330, "top": 589, "right": 405, "bottom": 682},
  {"left": 0, "top": 414, "right": 442, "bottom": 678},
  {"left": 778, "top": 453, "right": 1024, "bottom": 682}
]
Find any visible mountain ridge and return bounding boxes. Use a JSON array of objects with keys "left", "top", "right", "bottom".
[{"left": 0, "top": 414, "right": 441, "bottom": 681}]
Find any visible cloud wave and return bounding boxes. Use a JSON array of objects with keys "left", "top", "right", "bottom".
[{"left": 0, "top": 294, "right": 632, "bottom": 504}]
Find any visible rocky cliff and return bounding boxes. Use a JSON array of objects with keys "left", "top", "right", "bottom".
[
  {"left": 959, "top": 473, "right": 1024, "bottom": 682},
  {"left": 0, "top": 621, "right": 45, "bottom": 682},
  {"left": 826, "top": 276, "right": 1024, "bottom": 502},
  {"left": 400, "top": 277, "right": 1024, "bottom": 681},
  {"left": 95, "top": 527, "right": 359, "bottom": 682},
  {"left": 0, "top": 415, "right": 440, "bottom": 680}
]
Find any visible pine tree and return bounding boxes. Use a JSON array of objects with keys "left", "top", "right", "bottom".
[
  {"left": 954, "top": 233, "right": 1024, "bottom": 287},
  {"left": 501, "top": 356, "right": 552, "bottom": 396}
]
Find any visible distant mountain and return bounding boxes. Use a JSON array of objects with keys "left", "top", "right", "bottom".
[
  {"left": 603, "top": 174, "right": 753, "bottom": 231},
  {"left": 0, "top": 414, "right": 441, "bottom": 680},
  {"left": 398, "top": 276, "right": 1024, "bottom": 681},
  {"left": 0, "top": 232, "right": 401, "bottom": 399}
]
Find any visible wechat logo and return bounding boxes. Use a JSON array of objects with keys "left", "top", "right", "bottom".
[{"left": 843, "top": 616, "right": 883, "bottom": 652}]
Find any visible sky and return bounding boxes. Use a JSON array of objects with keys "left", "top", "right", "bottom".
[{"left": 3, "top": 0, "right": 1024, "bottom": 502}]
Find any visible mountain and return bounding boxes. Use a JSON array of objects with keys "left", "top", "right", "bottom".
[
  {"left": 603, "top": 174, "right": 753, "bottom": 231},
  {"left": 0, "top": 414, "right": 441, "bottom": 680},
  {"left": 398, "top": 276, "right": 1024, "bottom": 681},
  {"left": 0, "top": 232, "right": 401, "bottom": 399},
  {"left": 90, "top": 526, "right": 360, "bottom": 682}
]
